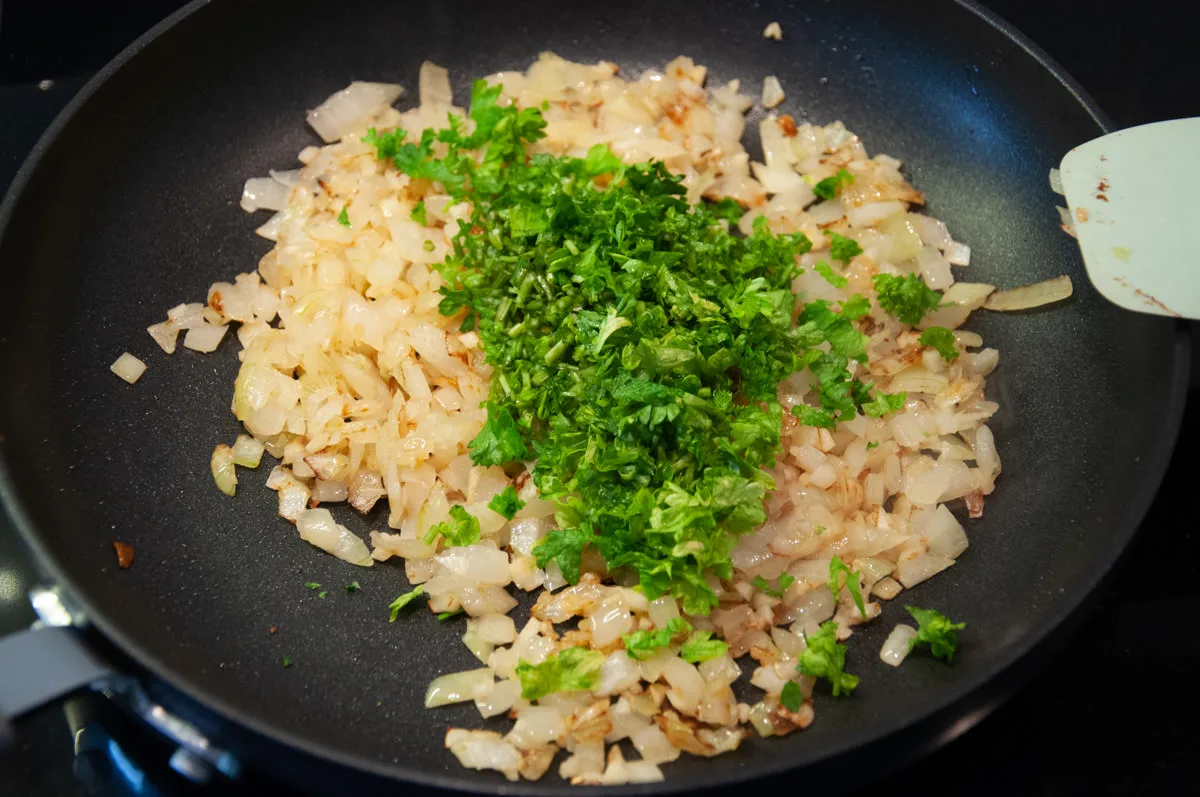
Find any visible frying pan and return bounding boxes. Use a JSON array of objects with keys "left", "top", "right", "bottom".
[{"left": 0, "top": 0, "right": 1189, "bottom": 793}]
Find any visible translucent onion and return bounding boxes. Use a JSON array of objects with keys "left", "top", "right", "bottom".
[
  {"left": 295, "top": 508, "right": 373, "bottom": 566},
  {"left": 426, "top": 668, "right": 494, "bottom": 708},
  {"left": 984, "top": 275, "right": 1074, "bottom": 311},
  {"left": 231, "top": 435, "right": 264, "bottom": 468},
  {"left": 110, "top": 352, "right": 147, "bottom": 384},
  {"left": 880, "top": 624, "right": 918, "bottom": 666},
  {"left": 306, "top": 81, "right": 404, "bottom": 143},
  {"left": 210, "top": 444, "right": 237, "bottom": 496}
]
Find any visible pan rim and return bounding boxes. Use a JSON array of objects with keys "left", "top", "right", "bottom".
[{"left": 0, "top": 0, "right": 1187, "bottom": 793}]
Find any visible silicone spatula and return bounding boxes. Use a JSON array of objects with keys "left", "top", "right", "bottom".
[{"left": 1057, "top": 117, "right": 1200, "bottom": 320}]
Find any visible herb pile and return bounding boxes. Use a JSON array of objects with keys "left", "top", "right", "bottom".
[{"left": 366, "top": 81, "right": 915, "bottom": 617}]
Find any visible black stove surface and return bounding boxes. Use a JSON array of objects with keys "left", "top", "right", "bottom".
[{"left": 2, "top": 2, "right": 1198, "bottom": 795}]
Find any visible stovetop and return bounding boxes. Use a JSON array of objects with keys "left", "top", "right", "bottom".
[{"left": 2, "top": 1, "right": 1198, "bottom": 795}]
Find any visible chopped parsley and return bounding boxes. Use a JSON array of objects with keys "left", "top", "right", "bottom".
[
  {"left": 812, "top": 168, "right": 855, "bottom": 201},
  {"left": 282, "top": 655, "right": 294, "bottom": 668},
  {"left": 487, "top": 485, "right": 526, "bottom": 520},
  {"left": 860, "top": 390, "right": 906, "bottom": 418},
  {"left": 797, "top": 621, "right": 858, "bottom": 696},
  {"left": 865, "top": 441, "right": 879, "bottom": 450},
  {"left": 437, "top": 609, "right": 465, "bottom": 622},
  {"left": 825, "top": 231, "right": 863, "bottom": 263},
  {"left": 872, "top": 273, "right": 946, "bottom": 325},
  {"left": 423, "top": 240, "right": 435, "bottom": 252},
  {"left": 304, "top": 581, "right": 321, "bottom": 590},
  {"left": 813, "top": 260, "right": 848, "bottom": 288},
  {"left": 411, "top": 199, "right": 428, "bottom": 226},
  {"left": 751, "top": 573, "right": 795, "bottom": 598},
  {"left": 368, "top": 78, "right": 899, "bottom": 615},
  {"left": 919, "top": 326, "right": 959, "bottom": 362},
  {"left": 422, "top": 505, "right": 481, "bottom": 547},
  {"left": 622, "top": 617, "right": 692, "bottom": 660},
  {"left": 515, "top": 647, "right": 604, "bottom": 700},
  {"left": 680, "top": 630, "right": 728, "bottom": 663},
  {"left": 828, "top": 556, "right": 866, "bottom": 618},
  {"left": 345, "top": 581, "right": 361, "bottom": 593},
  {"left": 840, "top": 294, "right": 871, "bottom": 320},
  {"left": 905, "top": 605, "right": 965, "bottom": 662},
  {"left": 780, "top": 680, "right": 804, "bottom": 712},
  {"left": 318, "top": 590, "right": 328, "bottom": 600},
  {"left": 336, "top": 206, "right": 351, "bottom": 227},
  {"left": 388, "top": 586, "right": 425, "bottom": 621}
]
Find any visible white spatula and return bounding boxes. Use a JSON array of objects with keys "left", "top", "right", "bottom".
[{"left": 1057, "top": 117, "right": 1200, "bottom": 320}]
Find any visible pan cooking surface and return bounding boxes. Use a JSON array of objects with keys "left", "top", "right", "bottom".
[{"left": 0, "top": 0, "right": 1187, "bottom": 791}]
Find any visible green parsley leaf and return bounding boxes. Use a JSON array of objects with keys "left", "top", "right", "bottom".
[
  {"left": 751, "top": 573, "right": 795, "bottom": 598},
  {"left": 710, "top": 197, "right": 744, "bottom": 224},
  {"left": 905, "top": 605, "right": 966, "bottom": 662},
  {"left": 813, "top": 260, "right": 848, "bottom": 288},
  {"left": 515, "top": 647, "right": 605, "bottom": 700},
  {"left": 812, "top": 168, "right": 855, "bottom": 201},
  {"left": 345, "top": 581, "right": 361, "bottom": 593},
  {"left": 411, "top": 200, "right": 428, "bottom": 226},
  {"left": 487, "top": 485, "right": 526, "bottom": 520},
  {"left": 304, "top": 582, "right": 321, "bottom": 590},
  {"left": 680, "top": 630, "right": 729, "bottom": 663},
  {"left": 437, "top": 609, "right": 465, "bottom": 622},
  {"left": 422, "top": 505, "right": 482, "bottom": 547},
  {"left": 825, "top": 231, "right": 863, "bottom": 263},
  {"left": 318, "top": 590, "right": 328, "bottom": 600},
  {"left": 336, "top": 206, "right": 351, "bottom": 228},
  {"left": 622, "top": 617, "right": 693, "bottom": 660},
  {"left": 860, "top": 390, "right": 906, "bottom": 418},
  {"left": 282, "top": 655, "right": 294, "bottom": 668},
  {"left": 840, "top": 294, "right": 871, "bottom": 320},
  {"left": 532, "top": 527, "right": 591, "bottom": 584},
  {"left": 919, "top": 326, "right": 959, "bottom": 362},
  {"left": 780, "top": 680, "right": 804, "bottom": 712},
  {"left": 797, "top": 621, "right": 859, "bottom": 696},
  {"left": 792, "top": 403, "right": 837, "bottom": 430},
  {"left": 388, "top": 586, "right": 425, "bottom": 621},
  {"left": 468, "top": 404, "right": 528, "bottom": 467},
  {"left": 866, "top": 441, "right": 879, "bottom": 450},
  {"left": 872, "top": 273, "right": 946, "bottom": 325},
  {"left": 828, "top": 555, "right": 866, "bottom": 619}
]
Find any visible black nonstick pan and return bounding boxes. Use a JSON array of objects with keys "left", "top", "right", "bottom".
[{"left": 0, "top": 0, "right": 1189, "bottom": 794}]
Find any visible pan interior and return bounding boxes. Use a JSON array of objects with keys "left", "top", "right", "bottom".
[{"left": 0, "top": 0, "right": 1184, "bottom": 791}]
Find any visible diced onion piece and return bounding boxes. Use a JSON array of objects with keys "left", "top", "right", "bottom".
[
  {"left": 110, "top": 352, "right": 147, "bottom": 384},
  {"left": 182, "top": 325, "right": 228, "bottom": 353},
  {"left": 147, "top": 322, "right": 179, "bottom": 354},
  {"left": 762, "top": 76, "right": 785, "bottom": 109},
  {"left": 425, "top": 668, "right": 494, "bottom": 708},
  {"left": 475, "top": 678, "right": 521, "bottom": 719},
  {"left": 231, "top": 434, "right": 265, "bottom": 468},
  {"left": 924, "top": 504, "right": 968, "bottom": 559},
  {"left": 1048, "top": 167, "right": 1064, "bottom": 195},
  {"left": 419, "top": 61, "right": 453, "bottom": 107},
  {"left": 896, "top": 550, "right": 954, "bottom": 588},
  {"left": 306, "top": 81, "right": 404, "bottom": 143},
  {"left": 763, "top": 21, "right": 783, "bottom": 40},
  {"left": 295, "top": 508, "right": 373, "bottom": 566},
  {"left": 506, "top": 705, "right": 564, "bottom": 748},
  {"left": 210, "top": 444, "right": 237, "bottom": 496},
  {"left": 239, "top": 177, "right": 289, "bottom": 213},
  {"left": 880, "top": 624, "right": 919, "bottom": 666},
  {"left": 945, "top": 241, "right": 971, "bottom": 266},
  {"left": 444, "top": 729, "right": 521, "bottom": 782},
  {"left": 984, "top": 275, "right": 1073, "bottom": 311}
]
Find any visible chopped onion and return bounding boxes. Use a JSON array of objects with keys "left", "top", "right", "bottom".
[
  {"left": 419, "top": 61, "right": 453, "bottom": 107},
  {"left": 182, "top": 324, "right": 228, "bottom": 353},
  {"left": 984, "top": 275, "right": 1073, "bottom": 311},
  {"left": 146, "top": 322, "right": 179, "bottom": 355},
  {"left": 944, "top": 241, "right": 972, "bottom": 266},
  {"left": 210, "top": 444, "right": 237, "bottom": 496},
  {"left": 923, "top": 504, "right": 968, "bottom": 558},
  {"left": 763, "top": 21, "right": 783, "bottom": 40},
  {"left": 306, "top": 81, "right": 404, "bottom": 143},
  {"left": 847, "top": 200, "right": 904, "bottom": 228},
  {"left": 880, "top": 624, "right": 918, "bottom": 666},
  {"left": 312, "top": 479, "right": 348, "bottom": 503},
  {"left": 426, "top": 668, "right": 494, "bottom": 708},
  {"left": 231, "top": 434, "right": 264, "bottom": 468},
  {"left": 762, "top": 76, "right": 785, "bottom": 109},
  {"left": 239, "top": 177, "right": 289, "bottom": 213},
  {"left": 110, "top": 352, "right": 147, "bottom": 384},
  {"left": 444, "top": 728, "right": 521, "bottom": 782},
  {"left": 1048, "top": 167, "right": 1064, "bottom": 195},
  {"left": 475, "top": 678, "right": 520, "bottom": 719},
  {"left": 295, "top": 508, "right": 373, "bottom": 566}
]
